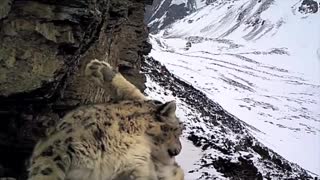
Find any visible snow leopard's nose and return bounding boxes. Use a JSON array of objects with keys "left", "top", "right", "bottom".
[
  {"left": 168, "top": 149, "right": 180, "bottom": 157},
  {"left": 168, "top": 139, "right": 182, "bottom": 157}
]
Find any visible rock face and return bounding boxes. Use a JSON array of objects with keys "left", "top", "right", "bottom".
[
  {"left": 299, "top": 0, "right": 319, "bottom": 14},
  {"left": 0, "top": 0, "right": 151, "bottom": 179}
]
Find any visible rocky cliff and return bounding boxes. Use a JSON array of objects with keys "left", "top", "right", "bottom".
[{"left": 0, "top": 0, "right": 151, "bottom": 179}]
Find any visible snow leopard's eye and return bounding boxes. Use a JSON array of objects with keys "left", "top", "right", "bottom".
[
  {"left": 151, "top": 100, "right": 163, "bottom": 105},
  {"left": 179, "top": 121, "right": 186, "bottom": 131},
  {"left": 172, "top": 122, "right": 184, "bottom": 135}
]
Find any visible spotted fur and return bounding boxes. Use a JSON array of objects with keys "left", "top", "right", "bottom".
[{"left": 28, "top": 59, "right": 184, "bottom": 180}]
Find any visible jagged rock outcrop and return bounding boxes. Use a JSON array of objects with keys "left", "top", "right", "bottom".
[
  {"left": 0, "top": 0, "right": 151, "bottom": 179},
  {"left": 299, "top": 0, "right": 319, "bottom": 14}
]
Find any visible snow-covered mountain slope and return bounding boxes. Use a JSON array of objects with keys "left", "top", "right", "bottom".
[
  {"left": 142, "top": 58, "right": 313, "bottom": 179},
  {"left": 146, "top": 0, "right": 320, "bottom": 176},
  {"left": 145, "top": 0, "right": 205, "bottom": 32}
]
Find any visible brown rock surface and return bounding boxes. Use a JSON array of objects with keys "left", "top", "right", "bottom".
[{"left": 0, "top": 0, "right": 151, "bottom": 179}]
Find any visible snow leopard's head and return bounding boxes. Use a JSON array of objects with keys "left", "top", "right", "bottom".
[{"left": 146, "top": 100, "right": 184, "bottom": 162}]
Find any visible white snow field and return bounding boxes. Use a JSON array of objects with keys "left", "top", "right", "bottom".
[{"left": 148, "top": 0, "right": 320, "bottom": 175}]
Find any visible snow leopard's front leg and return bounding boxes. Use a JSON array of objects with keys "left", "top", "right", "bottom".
[
  {"left": 28, "top": 135, "right": 72, "bottom": 180},
  {"left": 85, "top": 59, "right": 146, "bottom": 101},
  {"left": 28, "top": 153, "right": 70, "bottom": 180}
]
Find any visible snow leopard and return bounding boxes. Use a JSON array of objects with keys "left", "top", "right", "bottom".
[{"left": 27, "top": 59, "right": 184, "bottom": 180}]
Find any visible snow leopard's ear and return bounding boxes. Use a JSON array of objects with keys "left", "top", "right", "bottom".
[{"left": 157, "top": 100, "right": 177, "bottom": 120}]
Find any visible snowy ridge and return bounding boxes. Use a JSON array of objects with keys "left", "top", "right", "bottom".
[
  {"left": 160, "top": 0, "right": 320, "bottom": 82},
  {"left": 171, "top": 0, "right": 186, "bottom": 6},
  {"left": 142, "top": 57, "right": 314, "bottom": 179},
  {"left": 146, "top": 0, "right": 320, "bottom": 175},
  {"left": 149, "top": 33, "right": 320, "bottom": 174},
  {"left": 145, "top": 0, "right": 201, "bottom": 32}
]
